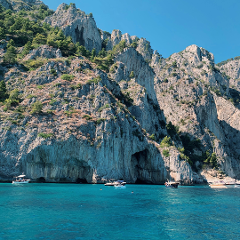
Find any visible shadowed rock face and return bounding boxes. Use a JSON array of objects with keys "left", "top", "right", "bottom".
[{"left": 44, "top": 3, "right": 102, "bottom": 53}]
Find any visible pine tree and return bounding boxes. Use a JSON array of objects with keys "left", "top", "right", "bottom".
[
  {"left": 3, "top": 45, "right": 16, "bottom": 64},
  {"left": 0, "top": 80, "right": 7, "bottom": 101}
]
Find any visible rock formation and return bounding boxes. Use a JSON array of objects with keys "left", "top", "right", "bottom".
[
  {"left": 0, "top": 1, "right": 239, "bottom": 184},
  {"left": 44, "top": 3, "right": 102, "bottom": 53}
]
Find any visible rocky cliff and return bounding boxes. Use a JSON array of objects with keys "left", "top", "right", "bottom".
[
  {"left": 0, "top": 1, "right": 239, "bottom": 184},
  {"left": 152, "top": 44, "right": 240, "bottom": 180},
  {"left": 0, "top": 42, "right": 193, "bottom": 184},
  {"left": 44, "top": 3, "right": 102, "bottom": 53}
]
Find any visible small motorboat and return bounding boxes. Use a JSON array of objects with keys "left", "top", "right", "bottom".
[
  {"left": 104, "top": 180, "right": 126, "bottom": 186},
  {"left": 165, "top": 181, "right": 179, "bottom": 188},
  {"left": 235, "top": 180, "right": 240, "bottom": 187},
  {"left": 225, "top": 180, "right": 237, "bottom": 188},
  {"left": 12, "top": 174, "right": 30, "bottom": 184},
  {"left": 208, "top": 181, "right": 227, "bottom": 188}
]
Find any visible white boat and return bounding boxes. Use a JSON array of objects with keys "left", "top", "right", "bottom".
[
  {"left": 165, "top": 181, "right": 179, "bottom": 188},
  {"left": 12, "top": 175, "right": 30, "bottom": 184},
  {"left": 209, "top": 181, "right": 227, "bottom": 188},
  {"left": 225, "top": 180, "right": 236, "bottom": 188},
  {"left": 235, "top": 181, "right": 240, "bottom": 187},
  {"left": 209, "top": 180, "right": 240, "bottom": 188},
  {"left": 104, "top": 180, "right": 126, "bottom": 186}
]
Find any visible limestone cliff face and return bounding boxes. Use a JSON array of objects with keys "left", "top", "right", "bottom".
[
  {"left": 152, "top": 44, "right": 240, "bottom": 179},
  {"left": 113, "top": 47, "right": 165, "bottom": 139},
  {"left": 218, "top": 58, "right": 240, "bottom": 111},
  {"left": 23, "top": 45, "right": 62, "bottom": 61},
  {"left": 0, "top": 44, "right": 192, "bottom": 183},
  {"left": 219, "top": 58, "right": 240, "bottom": 91},
  {"left": 44, "top": 3, "right": 102, "bottom": 53},
  {"left": 1, "top": 1, "right": 239, "bottom": 183}
]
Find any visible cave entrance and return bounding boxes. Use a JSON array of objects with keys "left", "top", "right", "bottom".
[
  {"left": 131, "top": 149, "right": 153, "bottom": 184},
  {"left": 37, "top": 177, "right": 46, "bottom": 183},
  {"left": 76, "top": 178, "right": 88, "bottom": 184}
]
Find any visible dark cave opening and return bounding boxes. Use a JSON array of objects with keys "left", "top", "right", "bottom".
[
  {"left": 37, "top": 177, "right": 46, "bottom": 183},
  {"left": 76, "top": 178, "right": 88, "bottom": 184},
  {"left": 131, "top": 149, "right": 153, "bottom": 184}
]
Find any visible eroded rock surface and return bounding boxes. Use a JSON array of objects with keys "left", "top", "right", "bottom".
[{"left": 44, "top": 3, "right": 102, "bottom": 53}]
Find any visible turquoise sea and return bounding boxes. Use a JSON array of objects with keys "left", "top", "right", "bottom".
[{"left": 0, "top": 184, "right": 240, "bottom": 240}]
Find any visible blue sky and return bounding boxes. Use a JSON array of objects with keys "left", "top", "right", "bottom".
[{"left": 46, "top": 0, "right": 240, "bottom": 63}]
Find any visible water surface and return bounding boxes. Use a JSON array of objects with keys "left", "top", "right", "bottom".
[{"left": 0, "top": 184, "right": 239, "bottom": 240}]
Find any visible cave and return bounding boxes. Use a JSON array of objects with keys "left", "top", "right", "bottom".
[
  {"left": 131, "top": 149, "right": 153, "bottom": 184},
  {"left": 37, "top": 177, "right": 46, "bottom": 183},
  {"left": 76, "top": 178, "right": 88, "bottom": 184}
]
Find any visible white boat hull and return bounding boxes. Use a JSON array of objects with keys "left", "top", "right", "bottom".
[
  {"left": 209, "top": 184, "right": 227, "bottom": 188},
  {"left": 12, "top": 180, "right": 30, "bottom": 184}
]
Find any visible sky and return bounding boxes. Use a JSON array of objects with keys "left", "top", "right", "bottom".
[{"left": 45, "top": 0, "right": 240, "bottom": 63}]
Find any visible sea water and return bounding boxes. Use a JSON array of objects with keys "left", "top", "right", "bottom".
[{"left": 0, "top": 184, "right": 240, "bottom": 240}]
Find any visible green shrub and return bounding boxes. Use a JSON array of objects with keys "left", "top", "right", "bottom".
[
  {"left": 4, "top": 89, "right": 20, "bottom": 109},
  {"left": 38, "top": 133, "right": 54, "bottom": 139},
  {"left": 87, "top": 76, "right": 102, "bottom": 85},
  {"left": 46, "top": 109, "right": 54, "bottom": 114},
  {"left": 109, "top": 63, "right": 118, "bottom": 73},
  {"left": 172, "top": 61, "right": 177, "bottom": 68},
  {"left": 93, "top": 55, "right": 113, "bottom": 72},
  {"left": 83, "top": 114, "right": 92, "bottom": 120},
  {"left": 204, "top": 152, "right": 218, "bottom": 168},
  {"left": 24, "top": 58, "right": 45, "bottom": 70},
  {"left": 27, "top": 94, "right": 37, "bottom": 99},
  {"left": 96, "top": 118, "right": 106, "bottom": 124},
  {"left": 129, "top": 71, "right": 135, "bottom": 79},
  {"left": 21, "top": 41, "right": 33, "bottom": 56},
  {"left": 37, "top": 85, "right": 43, "bottom": 90},
  {"left": 149, "top": 134, "right": 156, "bottom": 141},
  {"left": 160, "top": 136, "right": 172, "bottom": 147},
  {"left": 3, "top": 43, "right": 16, "bottom": 64},
  {"left": 98, "top": 104, "right": 110, "bottom": 112},
  {"left": 0, "top": 80, "right": 7, "bottom": 101},
  {"left": 2, "top": 126, "right": 11, "bottom": 131},
  {"left": 50, "top": 69, "right": 57, "bottom": 76},
  {"left": 180, "top": 119, "right": 186, "bottom": 125},
  {"left": 112, "top": 40, "right": 126, "bottom": 55},
  {"left": 30, "top": 101, "right": 43, "bottom": 114},
  {"left": 163, "top": 149, "right": 170, "bottom": 157},
  {"left": 210, "top": 86, "right": 221, "bottom": 96},
  {"left": 49, "top": 99, "right": 57, "bottom": 105},
  {"left": 61, "top": 74, "right": 75, "bottom": 81},
  {"left": 130, "top": 42, "right": 138, "bottom": 48},
  {"left": 70, "top": 83, "right": 81, "bottom": 90},
  {"left": 178, "top": 147, "right": 185, "bottom": 153}
]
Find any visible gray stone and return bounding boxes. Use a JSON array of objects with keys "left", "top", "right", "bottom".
[{"left": 44, "top": 3, "right": 102, "bottom": 53}]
